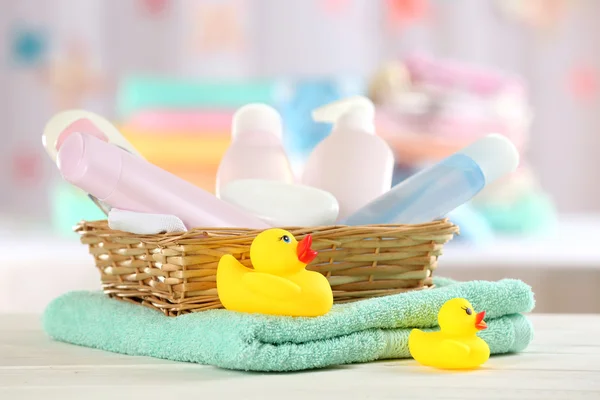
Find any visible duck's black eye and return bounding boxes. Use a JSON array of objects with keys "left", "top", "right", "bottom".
[
  {"left": 462, "top": 306, "right": 472, "bottom": 315},
  {"left": 281, "top": 235, "right": 291, "bottom": 243}
]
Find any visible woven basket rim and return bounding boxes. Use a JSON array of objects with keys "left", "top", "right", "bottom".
[{"left": 75, "top": 218, "right": 459, "bottom": 244}]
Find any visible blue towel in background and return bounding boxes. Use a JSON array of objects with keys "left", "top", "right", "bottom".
[
  {"left": 43, "top": 277, "right": 534, "bottom": 372},
  {"left": 278, "top": 78, "right": 365, "bottom": 172}
]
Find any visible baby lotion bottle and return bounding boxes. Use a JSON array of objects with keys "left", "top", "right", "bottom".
[
  {"left": 302, "top": 95, "right": 395, "bottom": 220},
  {"left": 340, "top": 134, "right": 519, "bottom": 226},
  {"left": 215, "top": 104, "right": 294, "bottom": 197},
  {"left": 57, "top": 132, "right": 269, "bottom": 230}
]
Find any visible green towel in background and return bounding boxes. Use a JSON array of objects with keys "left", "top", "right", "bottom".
[
  {"left": 117, "top": 76, "right": 284, "bottom": 119},
  {"left": 475, "top": 191, "right": 558, "bottom": 234},
  {"left": 43, "top": 278, "right": 535, "bottom": 372},
  {"left": 50, "top": 181, "right": 106, "bottom": 237}
]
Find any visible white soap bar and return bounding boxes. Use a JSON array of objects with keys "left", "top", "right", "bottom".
[
  {"left": 108, "top": 208, "right": 187, "bottom": 234},
  {"left": 220, "top": 179, "right": 339, "bottom": 227}
]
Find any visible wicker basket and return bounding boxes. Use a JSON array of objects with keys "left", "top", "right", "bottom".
[{"left": 76, "top": 219, "right": 458, "bottom": 316}]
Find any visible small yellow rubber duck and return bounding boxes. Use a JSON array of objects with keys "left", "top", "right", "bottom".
[
  {"left": 409, "top": 298, "right": 490, "bottom": 370},
  {"left": 216, "top": 228, "right": 333, "bottom": 317}
]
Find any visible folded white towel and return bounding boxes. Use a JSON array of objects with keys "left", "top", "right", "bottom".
[{"left": 108, "top": 209, "right": 187, "bottom": 234}]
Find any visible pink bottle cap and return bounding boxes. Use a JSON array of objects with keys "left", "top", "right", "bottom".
[{"left": 56, "top": 118, "right": 108, "bottom": 150}]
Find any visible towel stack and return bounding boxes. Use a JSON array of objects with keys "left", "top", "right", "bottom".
[
  {"left": 43, "top": 277, "right": 535, "bottom": 372},
  {"left": 116, "top": 76, "right": 284, "bottom": 193}
]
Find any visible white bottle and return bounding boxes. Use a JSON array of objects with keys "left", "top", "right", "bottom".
[
  {"left": 302, "top": 95, "right": 395, "bottom": 220},
  {"left": 215, "top": 104, "right": 294, "bottom": 197}
]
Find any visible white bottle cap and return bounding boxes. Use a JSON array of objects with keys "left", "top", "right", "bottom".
[
  {"left": 42, "top": 109, "right": 144, "bottom": 162},
  {"left": 232, "top": 103, "right": 283, "bottom": 141},
  {"left": 312, "top": 95, "right": 376, "bottom": 134},
  {"left": 458, "top": 134, "right": 520, "bottom": 184}
]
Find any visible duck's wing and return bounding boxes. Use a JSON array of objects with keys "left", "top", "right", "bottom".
[
  {"left": 218, "top": 254, "right": 253, "bottom": 273},
  {"left": 408, "top": 329, "right": 428, "bottom": 352},
  {"left": 409, "top": 330, "right": 470, "bottom": 356},
  {"left": 242, "top": 272, "right": 302, "bottom": 300},
  {"left": 438, "top": 339, "right": 471, "bottom": 359}
]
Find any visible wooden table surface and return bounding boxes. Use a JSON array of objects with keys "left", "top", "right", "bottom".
[{"left": 1, "top": 314, "right": 599, "bottom": 399}]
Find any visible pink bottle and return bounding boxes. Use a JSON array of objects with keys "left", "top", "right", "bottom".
[
  {"left": 215, "top": 104, "right": 294, "bottom": 197},
  {"left": 57, "top": 132, "right": 269, "bottom": 229}
]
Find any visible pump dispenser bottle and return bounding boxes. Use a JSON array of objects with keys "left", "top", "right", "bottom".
[
  {"left": 215, "top": 103, "right": 294, "bottom": 197},
  {"left": 302, "top": 95, "right": 394, "bottom": 220}
]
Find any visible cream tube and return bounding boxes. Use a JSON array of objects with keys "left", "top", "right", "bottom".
[{"left": 57, "top": 132, "right": 270, "bottom": 229}]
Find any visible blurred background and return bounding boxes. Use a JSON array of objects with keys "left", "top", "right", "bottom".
[{"left": 1, "top": 0, "right": 599, "bottom": 313}]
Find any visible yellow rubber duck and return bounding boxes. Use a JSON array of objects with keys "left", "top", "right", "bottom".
[
  {"left": 408, "top": 298, "right": 490, "bottom": 369},
  {"left": 216, "top": 228, "right": 333, "bottom": 317}
]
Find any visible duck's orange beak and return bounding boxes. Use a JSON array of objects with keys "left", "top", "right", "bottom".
[
  {"left": 475, "top": 311, "right": 487, "bottom": 330},
  {"left": 297, "top": 234, "right": 318, "bottom": 265}
]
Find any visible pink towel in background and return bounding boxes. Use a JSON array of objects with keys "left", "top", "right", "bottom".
[
  {"left": 405, "top": 53, "right": 526, "bottom": 97},
  {"left": 125, "top": 110, "right": 234, "bottom": 132}
]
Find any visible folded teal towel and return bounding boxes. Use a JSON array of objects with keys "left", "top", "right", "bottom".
[{"left": 43, "top": 278, "right": 534, "bottom": 372}]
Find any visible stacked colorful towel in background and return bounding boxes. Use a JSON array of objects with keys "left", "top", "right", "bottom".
[
  {"left": 116, "top": 76, "right": 285, "bottom": 193},
  {"left": 370, "top": 54, "right": 557, "bottom": 238}
]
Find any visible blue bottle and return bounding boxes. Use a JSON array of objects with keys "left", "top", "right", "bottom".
[
  {"left": 340, "top": 134, "right": 520, "bottom": 225},
  {"left": 277, "top": 78, "right": 365, "bottom": 171}
]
